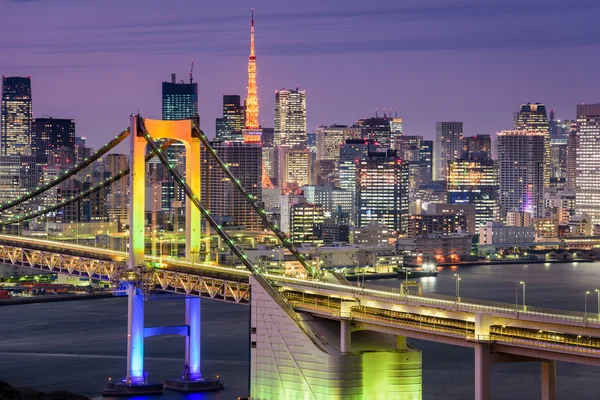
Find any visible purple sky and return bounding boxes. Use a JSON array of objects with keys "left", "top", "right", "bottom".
[{"left": 2, "top": 0, "right": 600, "bottom": 150}]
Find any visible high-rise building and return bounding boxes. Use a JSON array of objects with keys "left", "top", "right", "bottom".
[
  {"left": 356, "top": 150, "right": 409, "bottom": 233},
  {"left": 515, "top": 103, "right": 550, "bottom": 189},
  {"left": 1, "top": 76, "right": 32, "bottom": 156},
  {"left": 566, "top": 128, "right": 578, "bottom": 191},
  {"left": 447, "top": 156, "right": 499, "bottom": 227},
  {"left": 274, "top": 88, "right": 306, "bottom": 148},
  {"left": 462, "top": 134, "right": 492, "bottom": 159},
  {"left": 31, "top": 118, "right": 75, "bottom": 164},
  {"left": 339, "top": 139, "right": 377, "bottom": 222},
  {"left": 498, "top": 130, "right": 546, "bottom": 218},
  {"left": 575, "top": 103, "right": 600, "bottom": 225},
  {"left": 216, "top": 95, "right": 244, "bottom": 142},
  {"left": 290, "top": 203, "right": 324, "bottom": 245},
  {"left": 361, "top": 117, "right": 392, "bottom": 148},
  {"left": 315, "top": 125, "right": 361, "bottom": 162},
  {"left": 203, "top": 141, "right": 262, "bottom": 230},
  {"left": 0, "top": 155, "right": 38, "bottom": 202},
  {"left": 279, "top": 147, "right": 312, "bottom": 188},
  {"left": 106, "top": 154, "right": 128, "bottom": 222},
  {"left": 161, "top": 73, "right": 199, "bottom": 214},
  {"left": 162, "top": 73, "right": 198, "bottom": 121},
  {"left": 435, "top": 122, "right": 463, "bottom": 181},
  {"left": 396, "top": 135, "right": 433, "bottom": 190}
]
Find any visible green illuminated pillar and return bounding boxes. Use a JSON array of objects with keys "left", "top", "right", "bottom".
[{"left": 185, "top": 136, "right": 201, "bottom": 262}]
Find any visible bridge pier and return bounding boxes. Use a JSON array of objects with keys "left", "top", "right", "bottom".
[
  {"left": 541, "top": 360, "right": 557, "bottom": 400},
  {"left": 185, "top": 297, "right": 202, "bottom": 380},
  {"left": 126, "top": 283, "right": 145, "bottom": 383},
  {"left": 474, "top": 342, "right": 491, "bottom": 400}
]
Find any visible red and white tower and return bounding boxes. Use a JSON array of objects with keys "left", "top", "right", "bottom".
[{"left": 244, "top": 9, "right": 260, "bottom": 131}]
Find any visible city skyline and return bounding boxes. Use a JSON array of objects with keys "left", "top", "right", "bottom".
[{"left": 2, "top": 0, "right": 600, "bottom": 150}]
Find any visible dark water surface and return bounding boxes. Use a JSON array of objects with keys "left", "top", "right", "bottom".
[{"left": 1, "top": 262, "right": 600, "bottom": 399}]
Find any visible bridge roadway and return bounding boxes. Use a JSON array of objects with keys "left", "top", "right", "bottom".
[{"left": 2, "top": 234, "right": 600, "bottom": 366}]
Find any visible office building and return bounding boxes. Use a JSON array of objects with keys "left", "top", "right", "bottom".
[
  {"left": 339, "top": 139, "right": 377, "bottom": 222},
  {"left": 544, "top": 189, "right": 575, "bottom": 225},
  {"left": 290, "top": 203, "right": 324, "bottom": 245},
  {"left": 479, "top": 222, "right": 535, "bottom": 246},
  {"left": 575, "top": 103, "right": 600, "bottom": 224},
  {"left": 105, "top": 154, "right": 128, "bottom": 221},
  {"left": 1, "top": 76, "right": 32, "bottom": 156},
  {"left": 162, "top": 73, "right": 198, "bottom": 120},
  {"left": 280, "top": 147, "right": 312, "bottom": 188},
  {"left": 435, "top": 122, "right": 463, "bottom": 181},
  {"left": 0, "top": 155, "right": 38, "bottom": 202},
  {"left": 515, "top": 103, "right": 550, "bottom": 189},
  {"left": 315, "top": 125, "right": 361, "bottom": 162},
  {"left": 407, "top": 214, "right": 468, "bottom": 237},
  {"left": 203, "top": 141, "right": 262, "bottom": 230},
  {"left": 498, "top": 130, "right": 546, "bottom": 218},
  {"left": 360, "top": 117, "right": 393, "bottom": 148},
  {"left": 424, "top": 203, "right": 477, "bottom": 234},
  {"left": 462, "top": 134, "right": 492, "bottom": 159},
  {"left": 216, "top": 95, "right": 244, "bottom": 142},
  {"left": 397, "top": 135, "right": 433, "bottom": 190},
  {"left": 447, "top": 156, "right": 499, "bottom": 227},
  {"left": 31, "top": 118, "right": 75, "bottom": 164},
  {"left": 356, "top": 150, "right": 409, "bottom": 233},
  {"left": 274, "top": 88, "right": 306, "bottom": 148}
]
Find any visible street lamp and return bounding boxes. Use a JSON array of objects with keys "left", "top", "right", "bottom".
[
  {"left": 454, "top": 273, "right": 461, "bottom": 302},
  {"left": 585, "top": 291, "right": 590, "bottom": 323},
  {"left": 516, "top": 281, "right": 526, "bottom": 310}
]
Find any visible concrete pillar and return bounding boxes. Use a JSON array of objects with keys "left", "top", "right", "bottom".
[
  {"left": 340, "top": 319, "right": 351, "bottom": 353},
  {"left": 474, "top": 342, "right": 491, "bottom": 400},
  {"left": 185, "top": 297, "right": 202, "bottom": 380},
  {"left": 184, "top": 136, "right": 201, "bottom": 262},
  {"left": 396, "top": 335, "right": 407, "bottom": 351},
  {"left": 129, "top": 115, "right": 147, "bottom": 267},
  {"left": 541, "top": 360, "right": 557, "bottom": 400},
  {"left": 126, "top": 283, "right": 145, "bottom": 384},
  {"left": 475, "top": 313, "right": 493, "bottom": 340}
]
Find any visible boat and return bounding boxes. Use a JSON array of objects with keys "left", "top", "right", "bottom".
[{"left": 396, "top": 262, "right": 439, "bottom": 278}]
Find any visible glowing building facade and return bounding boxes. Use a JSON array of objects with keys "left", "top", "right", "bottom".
[
  {"left": 515, "top": 103, "right": 550, "bottom": 189},
  {"left": 274, "top": 88, "right": 307, "bottom": 148},
  {"left": 1, "top": 76, "right": 32, "bottom": 156},
  {"left": 435, "top": 121, "right": 463, "bottom": 181},
  {"left": 575, "top": 103, "right": 600, "bottom": 225},
  {"left": 31, "top": 118, "right": 75, "bottom": 164},
  {"left": 356, "top": 150, "right": 409, "bottom": 233},
  {"left": 290, "top": 202, "right": 324, "bottom": 245},
  {"left": 447, "top": 157, "right": 499, "bottom": 227},
  {"left": 216, "top": 95, "right": 244, "bottom": 142},
  {"left": 498, "top": 130, "right": 546, "bottom": 218}
]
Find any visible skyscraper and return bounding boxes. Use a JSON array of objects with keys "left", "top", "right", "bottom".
[
  {"left": 31, "top": 118, "right": 75, "bottom": 164},
  {"left": 435, "top": 122, "right": 463, "bottom": 181},
  {"left": 244, "top": 10, "right": 259, "bottom": 131},
  {"left": 203, "top": 141, "right": 262, "bottom": 230},
  {"left": 339, "top": 139, "right": 377, "bottom": 222},
  {"left": 357, "top": 150, "right": 409, "bottom": 233},
  {"left": 1, "top": 76, "right": 32, "bottom": 156},
  {"left": 161, "top": 73, "right": 199, "bottom": 216},
  {"left": 162, "top": 73, "right": 198, "bottom": 121},
  {"left": 361, "top": 117, "right": 393, "bottom": 148},
  {"left": 462, "top": 134, "right": 492, "bottom": 159},
  {"left": 498, "top": 130, "right": 546, "bottom": 218},
  {"left": 575, "top": 103, "right": 600, "bottom": 225},
  {"left": 315, "top": 124, "right": 361, "bottom": 162},
  {"left": 274, "top": 88, "right": 307, "bottom": 148},
  {"left": 515, "top": 103, "right": 550, "bottom": 189},
  {"left": 216, "top": 95, "right": 244, "bottom": 142},
  {"left": 396, "top": 135, "right": 433, "bottom": 190},
  {"left": 447, "top": 155, "right": 499, "bottom": 227}
]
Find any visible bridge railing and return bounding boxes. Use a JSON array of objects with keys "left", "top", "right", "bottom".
[{"left": 271, "top": 275, "right": 597, "bottom": 327}]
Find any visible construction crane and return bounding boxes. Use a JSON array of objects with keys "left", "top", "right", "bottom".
[{"left": 189, "top": 60, "right": 194, "bottom": 84}]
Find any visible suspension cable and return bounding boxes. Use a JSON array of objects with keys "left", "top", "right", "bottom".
[
  {"left": 193, "top": 126, "right": 317, "bottom": 278},
  {"left": 0, "top": 139, "right": 175, "bottom": 226},
  {"left": 0, "top": 128, "right": 130, "bottom": 213}
]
